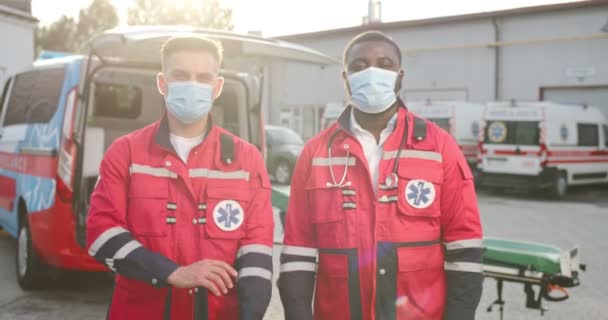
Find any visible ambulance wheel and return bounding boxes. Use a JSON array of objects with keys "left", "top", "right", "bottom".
[
  {"left": 274, "top": 159, "right": 293, "bottom": 185},
  {"left": 16, "top": 214, "right": 48, "bottom": 290},
  {"left": 550, "top": 172, "right": 568, "bottom": 199}
]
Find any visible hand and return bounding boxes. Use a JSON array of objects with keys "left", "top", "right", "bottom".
[{"left": 167, "top": 260, "right": 238, "bottom": 296}]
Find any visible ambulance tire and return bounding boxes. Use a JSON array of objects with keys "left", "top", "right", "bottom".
[
  {"left": 274, "top": 159, "right": 293, "bottom": 185},
  {"left": 550, "top": 172, "right": 568, "bottom": 199},
  {"left": 16, "top": 210, "right": 49, "bottom": 290}
]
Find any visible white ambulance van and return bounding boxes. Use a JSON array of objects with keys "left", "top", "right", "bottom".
[
  {"left": 407, "top": 100, "right": 484, "bottom": 171},
  {"left": 477, "top": 101, "right": 608, "bottom": 198}
]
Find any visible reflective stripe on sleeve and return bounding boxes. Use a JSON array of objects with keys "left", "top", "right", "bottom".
[
  {"left": 445, "top": 239, "right": 484, "bottom": 251},
  {"left": 189, "top": 168, "right": 250, "bottom": 181},
  {"left": 383, "top": 150, "right": 443, "bottom": 163},
  {"left": 113, "top": 240, "right": 142, "bottom": 260},
  {"left": 280, "top": 261, "right": 317, "bottom": 273},
  {"left": 237, "top": 244, "right": 273, "bottom": 259},
  {"left": 239, "top": 267, "right": 273, "bottom": 280},
  {"left": 130, "top": 164, "right": 177, "bottom": 178},
  {"left": 88, "top": 226, "right": 129, "bottom": 256},
  {"left": 281, "top": 245, "right": 318, "bottom": 257},
  {"left": 444, "top": 261, "right": 484, "bottom": 273}
]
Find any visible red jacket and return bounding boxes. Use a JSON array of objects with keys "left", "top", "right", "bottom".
[
  {"left": 279, "top": 104, "right": 483, "bottom": 320},
  {"left": 87, "top": 117, "right": 274, "bottom": 320}
]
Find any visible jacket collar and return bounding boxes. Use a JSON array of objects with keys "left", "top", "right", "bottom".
[
  {"left": 153, "top": 113, "right": 213, "bottom": 154},
  {"left": 336, "top": 98, "right": 407, "bottom": 134}
]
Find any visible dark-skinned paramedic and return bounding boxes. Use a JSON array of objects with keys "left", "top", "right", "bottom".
[
  {"left": 278, "top": 31, "right": 483, "bottom": 320},
  {"left": 86, "top": 36, "right": 274, "bottom": 320}
]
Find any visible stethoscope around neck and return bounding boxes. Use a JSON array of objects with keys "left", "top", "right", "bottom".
[{"left": 326, "top": 112, "right": 412, "bottom": 189}]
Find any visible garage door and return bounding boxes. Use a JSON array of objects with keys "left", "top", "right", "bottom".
[{"left": 542, "top": 86, "right": 608, "bottom": 119}]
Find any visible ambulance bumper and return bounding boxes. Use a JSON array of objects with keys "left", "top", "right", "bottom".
[{"left": 478, "top": 168, "right": 558, "bottom": 189}]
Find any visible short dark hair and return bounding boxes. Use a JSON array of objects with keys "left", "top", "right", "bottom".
[
  {"left": 161, "top": 36, "right": 224, "bottom": 69},
  {"left": 342, "top": 31, "right": 402, "bottom": 66}
]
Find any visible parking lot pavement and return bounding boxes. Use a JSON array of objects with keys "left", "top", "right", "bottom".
[{"left": 0, "top": 185, "right": 606, "bottom": 319}]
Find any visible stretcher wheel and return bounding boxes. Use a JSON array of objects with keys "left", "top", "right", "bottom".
[{"left": 543, "top": 284, "right": 569, "bottom": 302}]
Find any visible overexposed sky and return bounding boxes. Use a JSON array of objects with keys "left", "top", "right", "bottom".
[{"left": 32, "top": 0, "right": 583, "bottom": 37}]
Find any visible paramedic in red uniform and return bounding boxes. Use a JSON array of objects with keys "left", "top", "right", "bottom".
[
  {"left": 86, "top": 36, "right": 274, "bottom": 320},
  {"left": 279, "top": 31, "right": 483, "bottom": 320}
]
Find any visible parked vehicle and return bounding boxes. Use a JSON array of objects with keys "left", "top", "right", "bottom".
[
  {"left": 477, "top": 101, "right": 608, "bottom": 198},
  {"left": 0, "top": 26, "right": 334, "bottom": 289},
  {"left": 320, "top": 102, "right": 345, "bottom": 130},
  {"left": 407, "top": 100, "right": 484, "bottom": 172},
  {"left": 265, "top": 125, "right": 303, "bottom": 184}
]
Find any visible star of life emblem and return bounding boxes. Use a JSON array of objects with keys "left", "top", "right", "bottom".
[
  {"left": 213, "top": 200, "right": 244, "bottom": 231},
  {"left": 488, "top": 122, "right": 507, "bottom": 143},
  {"left": 405, "top": 179, "right": 436, "bottom": 209}
]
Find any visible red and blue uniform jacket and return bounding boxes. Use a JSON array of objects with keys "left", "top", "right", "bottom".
[
  {"left": 87, "top": 116, "right": 274, "bottom": 320},
  {"left": 279, "top": 104, "right": 483, "bottom": 320}
]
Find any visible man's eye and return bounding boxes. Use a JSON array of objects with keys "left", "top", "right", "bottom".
[{"left": 350, "top": 65, "right": 366, "bottom": 72}]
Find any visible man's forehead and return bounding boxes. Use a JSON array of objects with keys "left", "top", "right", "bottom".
[
  {"left": 164, "top": 50, "right": 220, "bottom": 70},
  {"left": 346, "top": 41, "right": 400, "bottom": 63}
]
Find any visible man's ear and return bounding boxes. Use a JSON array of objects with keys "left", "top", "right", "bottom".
[
  {"left": 395, "top": 69, "right": 405, "bottom": 94},
  {"left": 342, "top": 70, "right": 352, "bottom": 97},
  {"left": 157, "top": 72, "right": 168, "bottom": 96},
  {"left": 213, "top": 76, "right": 225, "bottom": 100}
]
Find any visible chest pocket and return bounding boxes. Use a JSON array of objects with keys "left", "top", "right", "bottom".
[
  {"left": 305, "top": 172, "right": 356, "bottom": 248},
  {"left": 204, "top": 185, "right": 250, "bottom": 240},
  {"left": 396, "top": 158, "right": 443, "bottom": 218},
  {"left": 304, "top": 172, "right": 356, "bottom": 223},
  {"left": 127, "top": 175, "right": 170, "bottom": 238}
]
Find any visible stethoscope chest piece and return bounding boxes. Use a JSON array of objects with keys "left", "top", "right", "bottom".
[{"left": 385, "top": 173, "right": 398, "bottom": 188}]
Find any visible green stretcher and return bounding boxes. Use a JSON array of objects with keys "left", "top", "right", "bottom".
[{"left": 271, "top": 186, "right": 586, "bottom": 319}]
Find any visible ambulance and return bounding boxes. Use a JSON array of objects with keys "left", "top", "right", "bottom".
[
  {"left": 407, "top": 100, "right": 484, "bottom": 171},
  {"left": 477, "top": 101, "right": 608, "bottom": 198},
  {"left": 0, "top": 26, "right": 335, "bottom": 289}
]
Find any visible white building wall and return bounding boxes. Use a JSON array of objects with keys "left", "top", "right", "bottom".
[
  {"left": 0, "top": 14, "right": 35, "bottom": 84},
  {"left": 270, "top": 3, "right": 608, "bottom": 131},
  {"left": 498, "top": 7, "right": 608, "bottom": 102}
]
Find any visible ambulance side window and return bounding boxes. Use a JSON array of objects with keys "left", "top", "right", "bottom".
[
  {"left": 603, "top": 125, "right": 608, "bottom": 148},
  {"left": 577, "top": 123, "right": 599, "bottom": 147},
  {"left": 93, "top": 83, "right": 142, "bottom": 119},
  {"left": 4, "top": 68, "right": 66, "bottom": 126}
]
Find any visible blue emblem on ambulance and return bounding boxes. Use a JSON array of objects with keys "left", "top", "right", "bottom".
[
  {"left": 405, "top": 179, "right": 436, "bottom": 209},
  {"left": 213, "top": 200, "right": 244, "bottom": 231},
  {"left": 560, "top": 124, "right": 568, "bottom": 141},
  {"left": 488, "top": 122, "right": 508, "bottom": 143},
  {"left": 471, "top": 121, "right": 480, "bottom": 137}
]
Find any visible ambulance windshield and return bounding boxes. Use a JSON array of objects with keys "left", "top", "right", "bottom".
[{"left": 484, "top": 121, "right": 539, "bottom": 146}]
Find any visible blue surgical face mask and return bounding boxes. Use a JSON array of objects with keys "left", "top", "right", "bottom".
[
  {"left": 347, "top": 67, "right": 399, "bottom": 114},
  {"left": 165, "top": 81, "right": 214, "bottom": 124}
]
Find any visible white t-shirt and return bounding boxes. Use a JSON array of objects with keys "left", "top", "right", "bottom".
[
  {"left": 350, "top": 108, "right": 397, "bottom": 192},
  {"left": 170, "top": 133, "right": 204, "bottom": 163}
]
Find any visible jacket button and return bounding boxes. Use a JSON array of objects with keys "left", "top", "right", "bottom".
[
  {"left": 379, "top": 268, "right": 386, "bottom": 275},
  {"left": 152, "top": 278, "right": 158, "bottom": 285},
  {"left": 165, "top": 161, "right": 171, "bottom": 167},
  {"left": 188, "top": 289, "right": 193, "bottom": 295},
  {"left": 380, "top": 195, "right": 388, "bottom": 202},
  {"left": 192, "top": 219, "right": 198, "bottom": 225}
]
